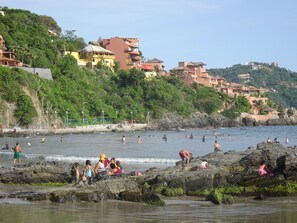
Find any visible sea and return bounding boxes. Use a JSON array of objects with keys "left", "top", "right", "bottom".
[{"left": 0, "top": 125, "right": 297, "bottom": 223}]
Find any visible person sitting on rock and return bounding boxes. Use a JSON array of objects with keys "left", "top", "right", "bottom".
[
  {"left": 109, "top": 163, "right": 123, "bottom": 175},
  {"left": 258, "top": 160, "right": 273, "bottom": 177},
  {"left": 179, "top": 149, "right": 192, "bottom": 167},
  {"left": 116, "top": 160, "right": 124, "bottom": 173},
  {"left": 199, "top": 160, "right": 209, "bottom": 169},
  {"left": 94, "top": 157, "right": 108, "bottom": 179},
  {"left": 99, "top": 153, "right": 110, "bottom": 168}
]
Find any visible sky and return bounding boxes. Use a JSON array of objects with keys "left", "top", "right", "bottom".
[{"left": 1, "top": 0, "right": 297, "bottom": 71}]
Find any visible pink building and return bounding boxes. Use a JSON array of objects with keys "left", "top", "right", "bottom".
[
  {"left": 171, "top": 61, "right": 271, "bottom": 115},
  {"left": 100, "top": 37, "right": 141, "bottom": 70},
  {"left": 171, "top": 62, "right": 215, "bottom": 86},
  {"left": 146, "top": 58, "right": 166, "bottom": 75}
]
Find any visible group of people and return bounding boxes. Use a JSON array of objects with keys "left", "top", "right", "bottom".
[
  {"left": 121, "top": 135, "right": 141, "bottom": 144},
  {"left": 73, "top": 154, "right": 124, "bottom": 185},
  {"left": 267, "top": 136, "right": 288, "bottom": 144}
]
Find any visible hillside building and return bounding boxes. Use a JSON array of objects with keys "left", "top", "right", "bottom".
[
  {"left": 0, "top": 35, "right": 53, "bottom": 79},
  {"left": 0, "top": 35, "right": 23, "bottom": 67},
  {"left": 171, "top": 61, "right": 271, "bottom": 115},
  {"left": 65, "top": 42, "right": 115, "bottom": 70},
  {"left": 100, "top": 37, "right": 141, "bottom": 70}
]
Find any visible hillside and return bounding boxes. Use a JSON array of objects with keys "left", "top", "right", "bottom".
[
  {"left": 0, "top": 7, "right": 295, "bottom": 130},
  {"left": 209, "top": 63, "right": 297, "bottom": 108},
  {"left": 1, "top": 8, "right": 237, "bottom": 129}
]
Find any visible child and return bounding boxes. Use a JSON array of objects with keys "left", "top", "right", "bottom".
[
  {"left": 73, "top": 163, "right": 80, "bottom": 185},
  {"left": 109, "top": 163, "right": 122, "bottom": 175},
  {"left": 116, "top": 160, "right": 124, "bottom": 174},
  {"left": 83, "top": 160, "right": 95, "bottom": 185}
]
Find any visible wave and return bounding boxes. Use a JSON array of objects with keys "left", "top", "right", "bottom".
[{"left": 24, "top": 153, "right": 178, "bottom": 164}]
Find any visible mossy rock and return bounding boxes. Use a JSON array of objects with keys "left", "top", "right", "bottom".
[
  {"left": 162, "top": 187, "right": 184, "bottom": 197},
  {"left": 189, "top": 188, "right": 211, "bottom": 197},
  {"left": 151, "top": 183, "right": 166, "bottom": 194},
  {"left": 168, "top": 178, "right": 185, "bottom": 189},
  {"left": 207, "top": 189, "right": 222, "bottom": 205},
  {"left": 119, "top": 191, "right": 165, "bottom": 206},
  {"left": 222, "top": 194, "right": 234, "bottom": 204}
]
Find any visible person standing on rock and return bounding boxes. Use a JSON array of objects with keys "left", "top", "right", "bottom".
[
  {"left": 214, "top": 140, "right": 221, "bottom": 152},
  {"left": 12, "top": 142, "right": 21, "bottom": 165},
  {"left": 73, "top": 162, "right": 80, "bottom": 185},
  {"left": 179, "top": 150, "right": 192, "bottom": 167},
  {"left": 83, "top": 160, "right": 95, "bottom": 185}
]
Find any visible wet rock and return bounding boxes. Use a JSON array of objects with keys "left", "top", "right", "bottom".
[{"left": 1, "top": 142, "right": 297, "bottom": 205}]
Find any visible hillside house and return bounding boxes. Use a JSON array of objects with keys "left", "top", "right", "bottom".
[
  {"left": 65, "top": 42, "right": 115, "bottom": 69},
  {"left": 171, "top": 61, "right": 271, "bottom": 115},
  {"left": 100, "top": 37, "right": 141, "bottom": 70},
  {"left": 0, "top": 35, "right": 23, "bottom": 67}
]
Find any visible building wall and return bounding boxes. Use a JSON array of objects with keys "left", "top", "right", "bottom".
[
  {"left": 101, "top": 37, "right": 141, "bottom": 70},
  {"left": 65, "top": 51, "right": 115, "bottom": 68}
]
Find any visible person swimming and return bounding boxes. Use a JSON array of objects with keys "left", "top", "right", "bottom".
[{"left": 2, "top": 143, "right": 9, "bottom": 150}]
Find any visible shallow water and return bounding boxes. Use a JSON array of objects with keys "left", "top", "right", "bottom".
[
  {"left": 0, "top": 197, "right": 297, "bottom": 223},
  {"left": 1, "top": 125, "right": 297, "bottom": 222},
  {"left": 1, "top": 125, "right": 297, "bottom": 173}
]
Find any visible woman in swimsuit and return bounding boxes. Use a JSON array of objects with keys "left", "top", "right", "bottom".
[{"left": 83, "top": 160, "right": 95, "bottom": 185}]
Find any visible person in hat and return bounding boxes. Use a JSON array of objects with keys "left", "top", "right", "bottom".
[
  {"left": 94, "top": 154, "right": 109, "bottom": 178},
  {"left": 99, "top": 154, "right": 110, "bottom": 168}
]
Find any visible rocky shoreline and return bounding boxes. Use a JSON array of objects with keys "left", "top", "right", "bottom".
[
  {"left": 1, "top": 142, "right": 297, "bottom": 205},
  {"left": 1, "top": 112, "right": 296, "bottom": 137}
]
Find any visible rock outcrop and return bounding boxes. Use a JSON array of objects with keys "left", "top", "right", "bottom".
[
  {"left": 156, "top": 112, "right": 241, "bottom": 130},
  {"left": 1, "top": 142, "right": 297, "bottom": 205}
]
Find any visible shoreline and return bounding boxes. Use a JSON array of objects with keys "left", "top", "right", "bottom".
[{"left": 0, "top": 123, "right": 152, "bottom": 137}]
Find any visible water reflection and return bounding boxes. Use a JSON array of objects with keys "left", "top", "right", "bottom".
[{"left": 0, "top": 197, "right": 297, "bottom": 223}]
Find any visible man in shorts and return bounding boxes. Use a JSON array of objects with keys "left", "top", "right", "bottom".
[
  {"left": 179, "top": 150, "right": 192, "bottom": 167},
  {"left": 12, "top": 142, "right": 21, "bottom": 165}
]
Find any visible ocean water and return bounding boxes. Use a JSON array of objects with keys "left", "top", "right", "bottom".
[
  {"left": 1, "top": 125, "right": 297, "bottom": 172},
  {"left": 1, "top": 125, "right": 297, "bottom": 222}
]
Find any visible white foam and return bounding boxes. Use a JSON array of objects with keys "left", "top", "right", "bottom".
[{"left": 28, "top": 154, "right": 179, "bottom": 164}]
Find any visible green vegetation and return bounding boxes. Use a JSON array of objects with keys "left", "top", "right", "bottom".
[
  {"left": 162, "top": 187, "right": 184, "bottom": 197},
  {"left": 207, "top": 189, "right": 223, "bottom": 204},
  {"left": 0, "top": 8, "right": 233, "bottom": 126},
  {"left": 1, "top": 8, "right": 296, "bottom": 127}
]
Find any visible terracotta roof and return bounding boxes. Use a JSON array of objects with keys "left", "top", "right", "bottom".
[{"left": 141, "top": 64, "right": 155, "bottom": 71}]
